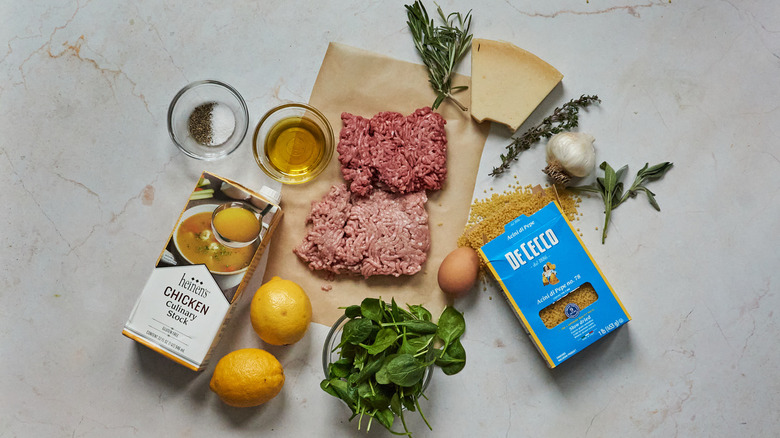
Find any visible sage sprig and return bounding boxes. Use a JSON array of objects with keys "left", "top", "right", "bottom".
[
  {"left": 490, "top": 95, "right": 601, "bottom": 177},
  {"left": 405, "top": 1, "right": 473, "bottom": 111},
  {"left": 321, "top": 298, "right": 467, "bottom": 436},
  {"left": 573, "top": 161, "right": 673, "bottom": 243}
]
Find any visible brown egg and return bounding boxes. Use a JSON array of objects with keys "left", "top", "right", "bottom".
[{"left": 438, "top": 247, "right": 481, "bottom": 298}]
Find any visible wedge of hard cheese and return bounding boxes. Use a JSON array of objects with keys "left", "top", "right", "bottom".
[{"left": 470, "top": 39, "right": 563, "bottom": 132}]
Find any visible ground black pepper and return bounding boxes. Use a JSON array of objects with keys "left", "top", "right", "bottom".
[{"left": 189, "top": 102, "right": 216, "bottom": 145}]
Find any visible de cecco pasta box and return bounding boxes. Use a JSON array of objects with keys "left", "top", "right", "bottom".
[{"left": 479, "top": 201, "right": 630, "bottom": 368}]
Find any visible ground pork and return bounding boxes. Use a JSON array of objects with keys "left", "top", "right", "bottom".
[
  {"left": 293, "top": 184, "right": 430, "bottom": 278},
  {"left": 338, "top": 107, "right": 447, "bottom": 196}
]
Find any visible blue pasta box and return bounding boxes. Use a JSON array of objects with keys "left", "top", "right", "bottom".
[{"left": 479, "top": 201, "right": 630, "bottom": 368}]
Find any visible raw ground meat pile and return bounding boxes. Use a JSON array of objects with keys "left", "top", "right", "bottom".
[
  {"left": 337, "top": 107, "right": 447, "bottom": 196},
  {"left": 293, "top": 184, "right": 430, "bottom": 278},
  {"left": 294, "top": 107, "right": 447, "bottom": 278}
]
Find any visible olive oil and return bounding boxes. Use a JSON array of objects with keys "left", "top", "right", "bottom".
[{"left": 264, "top": 116, "right": 326, "bottom": 178}]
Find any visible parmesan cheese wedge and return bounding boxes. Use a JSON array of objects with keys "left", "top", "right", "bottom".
[{"left": 470, "top": 39, "right": 563, "bottom": 132}]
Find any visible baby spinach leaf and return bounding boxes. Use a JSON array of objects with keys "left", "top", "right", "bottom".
[
  {"left": 399, "top": 334, "right": 433, "bottom": 356},
  {"left": 356, "top": 354, "right": 386, "bottom": 383},
  {"left": 328, "top": 358, "right": 353, "bottom": 379},
  {"left": 384, "top": 320, "right": 438, "bottom": 334},
  {"left": 320, "top": 378, "right": 339, "bottom": 399},
  {"left": 353, "top": 347, "right": 368, "bottom": 371},
  {"left": 385, "top": 354, "right": 427, "bottom": 387},
  {"left": 436, "top": 306, "right": 466, "bottom": 346},
  {"left": 362, "top": 327, "right": 399, "bottom": 355},
  {"left": 374, "top": 407, "right": 395, "bottom": 430},
  {"left": 402, "top": 394, "right": 417, "bottom": 412},
  {"left": 342, "top": 317, "right": 374, "bottom": 345},
  {"left": 408, "top": 304, "right": 432, "bottom": 321},
  {"left": 394, "top": 299, "right": 417, "bottom": 322},
  {"left": 435, "top": 337, "right": 466, "bottom": 375},
  {"left": 338, "top": 342, "right": 357, "bottom": 361},
  {"left": 321, "top": 298, "right": 468, "bottom": 437},
  {"left": 360, "top": 298, "right": 383, "bottom": 322},
  {"left": 321, "top": 378, "right": 356, "bottom": 413},
  {"left": 375, "top": 363, "right": 391, "bottom": 385},
  {"left": 368, "top": 386, "right": 393, "bottom": 410},
  {"left": 389, "top": 298, "right": 402, "bottom": 322},
  {"left": 357, "top": 381, "right": 373, "bottom": 401},
  {"left": 344, "top": 305, "right": 362, "bottom": 318}
]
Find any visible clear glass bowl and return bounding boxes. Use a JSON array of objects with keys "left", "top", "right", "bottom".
[
  {"left": 322, "top": 314, "right": 433, "bottom": 391},
  {"left": 167, "top": 80, "right": 249, "bottom": 160},
  {"left": 252, "top": 103, "right": 334, "bottom": 184}
]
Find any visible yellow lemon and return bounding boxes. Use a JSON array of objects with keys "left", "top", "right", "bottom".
[
  {"left": 209, "top": 348, "right": 285, "bottom": 408},
  {"left": 250, "top": 276, "right": 312, "bottom": 345}
]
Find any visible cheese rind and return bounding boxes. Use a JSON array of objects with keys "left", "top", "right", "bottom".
[{"left": 470, "top": 39, "right": 563, "bottom": 131}]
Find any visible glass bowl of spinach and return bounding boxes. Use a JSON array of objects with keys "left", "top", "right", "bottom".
[{"left": 321, "top": 298, "right": 466, "bottom": 436}]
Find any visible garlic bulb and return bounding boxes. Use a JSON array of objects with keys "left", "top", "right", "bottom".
[{"left": 543, "top": 132, "right": 596, "bottom": 185}]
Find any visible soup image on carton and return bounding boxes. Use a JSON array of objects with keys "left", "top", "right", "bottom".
[
  {"left": 123, "top": 172, "right": 283, "bottom": 371},
  {"left": 174, "top": 206, "right": 257, "bottom": 274}
]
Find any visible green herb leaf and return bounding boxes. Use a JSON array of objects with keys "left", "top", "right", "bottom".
[
  {"left": 406, "top": 0, "right": 473, "bottom": 110},
  {"left": 490, "top": 95, "right": 600, "bottom": 176},
  {"left": 572, "top": 161, "right": 673, "bottom": 243}
]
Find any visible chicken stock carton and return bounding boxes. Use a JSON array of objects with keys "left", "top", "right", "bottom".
[
  {"left": 479, "top": 201, "right": 629, "bottom": 368},
  {"left": 123, "top": 172, "right": 283, "bottom": 371}
]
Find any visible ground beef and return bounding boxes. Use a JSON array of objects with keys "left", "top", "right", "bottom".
[
  {"left": 338, "top": 107, "right": 447, "bottom": 196},
  {"left": 293, "top": 184, "right": 430, "bottom": 278}
]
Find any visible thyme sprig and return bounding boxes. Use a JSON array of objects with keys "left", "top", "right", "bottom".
[
  {"left": 572, "top": 161, "right": 674, "bottom": 243},
  {"left": 489, "top": 95, "right": 601, "bottom": 177},
  {"left": 405, "top": 1, "right": 473, "bottom": 111}
]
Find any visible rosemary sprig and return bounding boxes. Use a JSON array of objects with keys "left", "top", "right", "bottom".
[
  {"left": 405, "top": 1, "right": 473, "bottom": 111},
  {"left": 489, "top": 95, "right": 600, "bottom": 177},
  {"left": 572, "top": 161, "right": 674, "bottom": 243}
]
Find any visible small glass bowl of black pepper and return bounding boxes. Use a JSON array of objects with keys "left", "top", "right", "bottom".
[{"left": 167, "top": 80, "right": 249, "bottom": 160}]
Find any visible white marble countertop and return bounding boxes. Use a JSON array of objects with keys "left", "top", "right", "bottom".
[{"left": 3, "top": 1, "right": 779, "bottom": 436}]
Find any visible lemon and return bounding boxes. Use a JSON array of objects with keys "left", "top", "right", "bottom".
[
  {"left": 209, "top": 348, "right": 285, "bottom": 408},
  {"left": 250, "top": 276, "right": 312, "bottom": 346}
]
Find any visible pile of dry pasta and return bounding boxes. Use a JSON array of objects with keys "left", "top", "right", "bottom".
[{"left": 457, "top": 183, "right": 582, "bottom": 251}]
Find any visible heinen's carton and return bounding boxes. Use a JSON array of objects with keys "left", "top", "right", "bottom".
[{"left": 123, "top": 172, "right": 283, "bottom": 371}]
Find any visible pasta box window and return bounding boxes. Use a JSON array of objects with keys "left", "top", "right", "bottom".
[{"left": 479, "top": 201, "right": 630, "bottom": 368}]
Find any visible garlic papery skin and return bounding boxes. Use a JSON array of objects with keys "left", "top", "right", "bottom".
[{"left": 543, "top": 132, "right": 596, "bottom": 185}]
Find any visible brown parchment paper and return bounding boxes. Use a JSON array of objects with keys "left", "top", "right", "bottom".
[{"left": 263, "top": 43, "right": 490, "bottom": 326}]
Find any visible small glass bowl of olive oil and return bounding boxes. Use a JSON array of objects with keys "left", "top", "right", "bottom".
[{"left": 252, "top": 103, "right": 334, "bottom": 184}]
